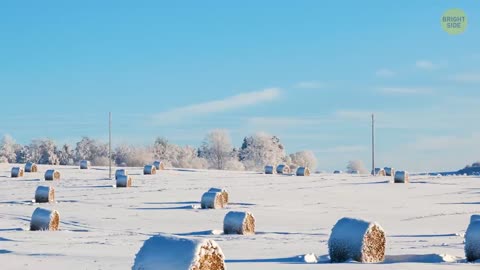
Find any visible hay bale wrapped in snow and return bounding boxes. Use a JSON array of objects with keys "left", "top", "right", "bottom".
[
  {"left": 144, "top": 165, "right": 157, "bottom": 175},
  {"left": 394, "top": 171, "right": 409, "bottom": 183},
  {"left": 328, "top": 217, "right": 386, "bottom": 263},
  {"left": 264, "top": 165, "right": 275, "bottom": 174},
  {"left": 201, "top": 192, "right": 225, "bottom": 209},
  {"left": 132, "top": 234, "right": 226, "bottom": 270},
  {"left": 223, "top": 211, "right": 255, "bottom": 235},
  {"left": 334, "top": 170, "right": 342, "bottom": 174},
  {"left": 115, "top": 169, "right": 127, "bottom": 179},
  {"left": 465, "top": 217, "right": 480, "bottom": 261},
  {"left": 276, "top": 164, "right": 291, "bottom": 174},
  {"left": 79, "top": 160, "right": 90, "bottom": 169},
  {"left": 296, "top": 167, "right": 310, "bottom": 176},
  {"left": 11, "top": 167, "right": 24, "bottom": 178},
  {"left": 30, "top": 207, "right": 60, "bottom": 231},
  {"left": 34, "top": 186, "right": 55, "bottom": 203},
  {"left": 384, "top": 167, "right": 395, "bottom": 176},
  {"left": 373, "top": 168, "right": 386, "bottom": 176},
  {"left": 45, "top": 169, "right": 60, "bottom": 181},
  {"left": 116, "top": 175, "right": 132, "bottom": 188},
  {"left": 153, "top": 160, "right": 165, "bottom": 170},
  {"left": 208, "top": 188, "right": 229, "bottom": 204},
  {"left": 25, "top": 162, "right": 38, "bottom": 173}
]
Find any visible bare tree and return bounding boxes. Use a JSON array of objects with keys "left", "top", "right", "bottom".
[
  {"left": 200, "top": 130, "right": 233, "bottom": 170},
  {"left": 290, "top": 150, "right": 317, "bottom": 170},
  {"left": 346, "top": 160, "right": 368, "bottom": 174}
]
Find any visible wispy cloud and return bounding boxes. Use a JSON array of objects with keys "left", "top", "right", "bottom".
[
  {"left": 294, "top": 81, "right": 326, "bottom": 90},
  {"left": 377, "top": 87, "right": 433, "bottom": 95},
  {"left": 449, "top": 72, "right": 480, "bottom": 83},
  {"left": 375, "top": 68, "right": 396, "bottom": 78},
  {"left": 152, "top": 88, "right": 281, "bottom": 124},
  {"left": 415, "top": 60, "right": 440, "bottom": 70},
  {"left": 247, "top": 116, "right": 327, "bottom": 127}
]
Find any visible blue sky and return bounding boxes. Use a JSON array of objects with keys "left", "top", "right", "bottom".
[{"left": 1, "top": 0, "right": 479, "bottom": 172}]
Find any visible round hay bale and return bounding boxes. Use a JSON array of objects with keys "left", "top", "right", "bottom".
[
  {"left": 394, "top": 171, "right": 409, "bottom": 183},
  {"left": 25, "top": 162, "right": 38, "bottom": 173},
  {"left": 328, "top": 217, "right": 386, "bottom": 263},
  {"left": 373, "top": 168, "right": 386, "bottom": 176},
  {"left": 115, "top": 169, "right": 128, "bottom": 179},
  {"left": 44, "top": 169, "right": 60, "bottom": 181},
  {"left": 276, "top": 164, "right": 291, "bottom": 174},
  {"left": 144, "top": 165, "right": 157, "bottom": 175},
  {"left": 223, "top": 211, "right": 255, "bottom": 235},
  {"left": 116, "top": 175, "right": 132, "bottom": 188},
  {"left": 264, "top": 165, "right": 275, "bottom": 174},
  {"left": 34, "top": 186, "right": 55, "bottom": 203},
  {"left": 296, "top": 167, "right": 310, "bottom": 176},
  {"left": 79, "top": 160, "right": 90, "bottom": 169},
  {"left": 465, "top": 219, "right": 480, "bottom": 261},
  {"left": 334, "top": 170, "right": 342, "bottom": 174},
  {"left": 208, "top": 188, "right": 229, "bottom": 204},
  {"left": 30, "top": 207, "right": 60, "bottom": 231},
  {"left": 470, "top": 214, "right": 480, "bottom": 223},
  {"left": 384, "top": 167, "right": 395, "bottom": 176},
  {"left": 11, "top": 167, "right": 24, "bottom": 178},
  {"left": 153, "top": 160, "right": 165, "bottom": 170},
  {"left": 201, "top": 192, "right": 225, "bottom": 209},
  {"left": 132, "top": 234, "right": 226, "bottom": 270}
]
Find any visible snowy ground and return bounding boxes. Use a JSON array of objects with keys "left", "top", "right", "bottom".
[{"left": 0, "top": 163, "right": 479, "bottom": 269}]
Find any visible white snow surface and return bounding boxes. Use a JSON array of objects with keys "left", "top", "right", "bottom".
[{"left": 0, "top": 163, "right": 479, "bottom": 269}]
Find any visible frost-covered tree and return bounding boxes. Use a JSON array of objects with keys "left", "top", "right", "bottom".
[
  {"left": 57, "top": 144, "right": 74, "bottom": 165},
  {"left": 0, "top": 135, "right": 17, "bottom": 163},
  {"left": 15, "top": 144, "right": 28, "bottom": 164},
  {"left": 153, "top": 137, "right": 170, "bottom": 161},
  {"left": 34, "top": 139, "right": 59, "bottom": 165},
  {"left": 239, "top": 132, "right": 286, "bottom": 171},
  {"left": 199, "top": 130, "right": 234, "bottom": 170},
  {"left": 114, "top": 144, "right": 153, "bottom": 167},
  {"left": 75, "top": 137, "right": 109, "bottom": 165},
  {"left": 290, "top": 150, "right": 317, "bottom": 170},
  {"left": 346, "top": 160, "right": 368, "bottom": 174}
]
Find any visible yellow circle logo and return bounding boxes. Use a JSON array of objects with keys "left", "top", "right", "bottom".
[{"left": 441, "top": 8, "right": 467, "bottom": 35}]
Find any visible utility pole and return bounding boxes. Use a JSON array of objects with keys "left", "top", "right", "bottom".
[
  {"left": 109, "top": 112, "right": 112, "bottom": 179},
  {"left": 371, "top": 113, "right": 375, "bottom": 175}
]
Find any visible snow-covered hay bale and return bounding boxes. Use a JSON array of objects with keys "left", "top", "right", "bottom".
[
  {"left": 25, "top": 162, "right": 38, "bottom": 173},
  {"left": 115, "top": 169, "right": 128, "bottom": 179},
  {"left": 208, "top": 188, "right": 229, "bottom": 204},
  {"left": 465, "top": 219, "right": 480, "bottom": 261},
  {"left": 296, "top": 167, "right": 310, "bottom": 176},
  {"left": 384, "top": 167, "right": 395, "bottom": 176},
  {"left": 116, "top": 175, "right": 132, "bottom": 188},
  {"left": 276, "top": 164, "right": 291, "bottom": 174},
  {"left": 334, "top": 170, "right": 342, "bottom": 174},
  {"left": 30, "top": 207, "right": 60, "bottom": 231},
  {"left": 34, "top": 186, "right": 55, "bottom": 203},
  {"left": 394, "top": 171, "right": 409, "bottom": 183},
  {"left": 79, "top": 160, "right": 90, "bottom": 169},
  {"left": 328, "top": 217, "right": 386, "bottom": 263},
  {"left": 153, "top": 160, "right": 165, "bottom": 170},
  {"left": 373, "top": 168, "right": 386, "bottom": 176},
  {"left": 223, "top": 211, "right": 255, "bottom": 235},
  {"left": 132, "top": 234, "right": 226, "bottom": 270},
  {"left": 11, "top": 167, "right": 24, "bottom": 178},
  {"left": 470, "top": 214, "right": 480, "bottom": 223},
  {"left": 143, "top": 165, "right": 157, "bottom": 175},
  {"left": 44, "top": 169, "right": 60, "bottom": 181},
  {"left": 264, "top": 165, "right": 275, "bottom": 174},
  {"left": 201, "top": 192, "right": 225, "bottom": 209}
]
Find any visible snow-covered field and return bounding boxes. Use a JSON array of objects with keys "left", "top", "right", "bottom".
[{"left": 0, "top": 163, "right": 479, "bottom": 269}]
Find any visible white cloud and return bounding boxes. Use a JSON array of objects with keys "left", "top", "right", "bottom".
[
  {"left": 449, "top": 72, "right": 480, "bottom": 83},
  {"left": 377, "top": 87, "right": 433, "bottom": 95},
  {"left": 375, "top": 68, "right": 396, "bottom": 78},
  {"left": 294, "top": 81, "right": 325, "bottom": 89},
  {"left": 152, "top": 88, "right": 281, "bottom": 124},
  {"left": 415, "top": 60, "right": 439, "bottom": 70}
]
